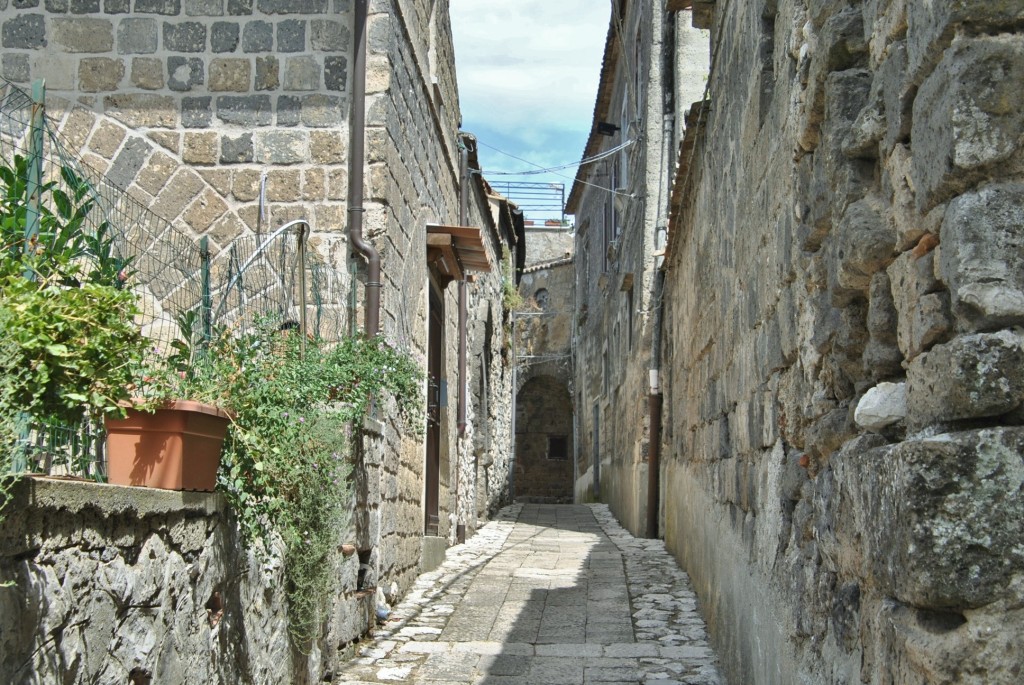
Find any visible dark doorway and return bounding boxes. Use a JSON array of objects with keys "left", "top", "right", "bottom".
[
  {"left": 514, "top": 375, "right": 574, "bottom": 502},
  {"left": 425, "top": 286, "right": 443, "bottom": 535}
]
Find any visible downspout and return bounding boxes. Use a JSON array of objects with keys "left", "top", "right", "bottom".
[
  {"left": 458, "top": 144, "right": 469, "bottom": 435},
  {"left": 646, "top": 108, "right": 674, "bottom": 540},
  {"left": 646, "top": 269, "right": 664, "bottom": 539},
  {"left": 348, "top": 0, "right": 381, "bottom": 337}
]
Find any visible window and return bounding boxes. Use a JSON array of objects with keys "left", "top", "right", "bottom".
[{"left": 548, "top": 436, "right": 568, "bottom": 461}]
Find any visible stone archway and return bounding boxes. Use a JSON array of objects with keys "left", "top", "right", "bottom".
[{"left": 514, "top": 375, "right": 573, "bottom": 502}]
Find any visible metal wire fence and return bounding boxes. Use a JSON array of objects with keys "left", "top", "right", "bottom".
[{"left": 0, "top": 80, "right": 351, "bottom": 479}]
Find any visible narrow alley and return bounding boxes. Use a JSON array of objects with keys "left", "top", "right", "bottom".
[{"left": 337, "top": 504, "right": 722, "bottom": 685}]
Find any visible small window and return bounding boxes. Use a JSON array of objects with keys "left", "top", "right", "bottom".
[
  {"left": 548, "top": 436, "right": 568, "bottom": 461},
  {"left": 534, "top": 288, "right": 549, "bottom": 310}
]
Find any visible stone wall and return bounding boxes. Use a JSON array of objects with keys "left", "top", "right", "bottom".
[
  {"left": 662, "top": 1, "right": 1024, "bottom": 683},
  {"left": 0, "top": 478, "right": 372, "bottom": 684},
  {"left": 514, "top": 261, "right": 575, "bottom": 502},
  {"left": 0, "top": 0, "right": 517, "bottom": 678},
  {"left": 0, "top": 0, "right": 354, "bottom": 257}
]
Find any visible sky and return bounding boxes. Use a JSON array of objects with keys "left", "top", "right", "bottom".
[{"left": 449, "top": 0, "right": 610, "bottom": 223}]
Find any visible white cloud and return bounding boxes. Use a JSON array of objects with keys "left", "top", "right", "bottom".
[{"left": 450, "top": 0, "right": 610, "bottom": 205}]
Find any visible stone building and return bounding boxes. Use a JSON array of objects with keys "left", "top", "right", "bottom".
[
  {"left": 0, "top": 1, "right": 518, "bottom": 682},
  {"left": 573, "top": 1, "right": 1024, "bottom": 683},
  {"left": 568, "top": 2, "right": 708, "bottom": 530}
]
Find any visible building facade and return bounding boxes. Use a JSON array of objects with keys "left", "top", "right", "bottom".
[
  {"left": 573, "top": 0, "right": 1024, "bottom": 683},
  {"left": 0, "top": 1, "right": 517, "bottom": 681}
]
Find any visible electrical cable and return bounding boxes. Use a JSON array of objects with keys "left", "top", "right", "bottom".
[{"left": 477, "top": 138, "right": 635, "bottom": 176}]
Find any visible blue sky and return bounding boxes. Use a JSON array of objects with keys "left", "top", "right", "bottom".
[{"left": 449, "top": 1, "right": 610, "bottom": 222}]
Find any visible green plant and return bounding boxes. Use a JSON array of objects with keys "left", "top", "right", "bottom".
[
  {"left": 501, "top": 252, "right": 524, "bottom": 311},
  {"left": 0, "top": 154, "right": 144, "bottom": 454},
  {"left": 145, "top": 317, "right": 424, "bottom": 648}
]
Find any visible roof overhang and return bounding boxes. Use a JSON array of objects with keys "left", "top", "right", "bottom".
[{"left": 427, "top": 224, "right": 492, "bottom": 287}]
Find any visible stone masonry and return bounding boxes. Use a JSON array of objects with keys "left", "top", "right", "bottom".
[
  {"left": 0, "top": 0, "right": 518, "bottom": 681},
  {"left": 659, "top": 1, "right": 1024, "bottom": 684}
]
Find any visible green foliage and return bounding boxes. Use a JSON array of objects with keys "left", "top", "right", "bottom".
[
  {"left": 0, "top": 153, "right": 144, "bottom": 524},
  {"left": 144, "top": 317, "right": 425, "bottom": 648},
  {"left": 501, "top": 252, "right": 524, "bottom": 311}
]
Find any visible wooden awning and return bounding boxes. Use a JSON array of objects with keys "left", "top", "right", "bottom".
[{"left": 426, "top": 224, "right": 491, "bottom": 285}]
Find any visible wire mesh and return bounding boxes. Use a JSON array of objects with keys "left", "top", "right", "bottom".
[{"left": 0, "top": 80, "right": 352, "bottom": 480}]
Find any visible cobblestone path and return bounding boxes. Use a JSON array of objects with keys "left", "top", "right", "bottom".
[{"left": 337, "top": 504, "right": 723, "bottom": 684}]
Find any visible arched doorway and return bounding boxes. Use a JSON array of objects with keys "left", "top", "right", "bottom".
[{"left": 514, "top": 375, "right": 573, "bottom": 502}]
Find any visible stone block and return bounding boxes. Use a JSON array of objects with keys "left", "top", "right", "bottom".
[
  {"left": 326, "top": 167, "right": 347, "bottom": 199},
  {"left": 325, "top": 55, "right": 347, "bottom": 92},
  {"left": 130, "top": 57, "right": 164, "bottom": 89},
  {"left": 241, "top": 20, "right": 271, "bottom": 52},
  {"left": 146, "top": 130, "right": 180, "bottom": 154},
  {"left": 300, "top": 94, "right": 342, "bottom": 128},
  {"left": 907, "top": 331, "right": 1024, "bottom": 427},
  {"left": 311, "top": 133, "right": 343, "bottom": 167},
  {"left": 256, "top": 0, "right": 325, "bottom": 13},
  {"left": 906, "top": 0, "right": 1024, "bottom": 81},
  {"left": 939, "top": 183, "right": 1024, "bottom": 331},
  {"left": 311, "top": 19, "right": 348, "bottom": 51},
  {"left": 182, "top": 188, "right": 228, "bottom": 231},
  {"left": 276, "top": 94, "right": 299, "bottom": 125},
  {"left": 78, "top": 57, "right": 124, "bottom": 92},
  {"left": 854, "top": 382, "right": 906, "bottom": 431},
  {"left": 104, "top": 0, "right": 129, "bottom": 12},
  {"left": 45, "top": 0, "right": 68, "bottom": 10},
  {"left": 277, "top": 19, "right": 305, "bottom": 53},
  {"left": 107, "top": 136, "right": 151, "bottom": 189},
  {"left": 226, "top": 0, "right": 250, "bottom": 15},
  {"left": 283, "top": 55, "right": 319, "bottom": 91},
  {"left": 255, "top": 130, "right": 306, "bottom": 165},
  {"left": 183, "top": 131, "right": 218, "bottom": 165},
  {"left": 117, "top": 18, "right": 157, "bottom": 54},
  {"left": 265, "top": 169, "right": 300, "bottom": 201},
  {"left": 181, "top": 95, "right": 212, "bottom": 127},
  {"left": 184, "top": 0, "right": 222, "bottom": 15},
  {"left": 912, "top": 36, "right": 1024, "bottom": 212},
  {"left": 2, "top": 13, "right": 46, "bottom": 49},
  {"left": 209, "top": 58, "right": 250, "bottom": 92},
  {"left": 302, "top": 168, "right": 324, "bottom": 201},
  {"left": 214, "top": 94, "right": 272, "bottom": 126},
  {"left": 254, "top": 55, "right": 279, "bottom": 90},
  {"left": 163, "top": 21, "right": 206, "bottom": 52},
  {"left": 151, "top": 169, "right": 205, "bottom": 220},
  {"left": 136, "top": 151, "right": 178, "bottom": 196},
  {"left": 831, "top": 196, "right": 895, "bottom": 294},
  {"left": 887, "top": 249, "right": 951, "bottom": 361},
  {"left": 232, "top": 168, "right": 260, "bottom": 200},
  {"left": 135, "top": 0, "right": 180, "bottom": 14},
  {"left": 53, "top": 17, "right": 113, "bottom": 52},
  {"left": 1, "top": 53, "right": 29, "bottom": 82},
  {"left": 210, "top": 21, "right": 239, "bottom": 53},
  {"left": 88, "top": 120, "right": 126, "bottom": 158},
  {"left": 70, "top": 0, "right": 99, "bottom": 12},
  {"left": 167, "top": 56, "right": 204, "bottom": 92},
  {"left": 833, "top": 428, "right": 1024, "bottom": 609},
  {"left": 208, "top": 212, "right": 245, "bottom": 246},
  {"left": 220, "top": 133, "right": 253, "bottom": 163}
]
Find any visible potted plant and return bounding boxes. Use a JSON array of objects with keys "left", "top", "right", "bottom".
[{"left": 104, "top": 311, "right": 233, "bottom": 492}]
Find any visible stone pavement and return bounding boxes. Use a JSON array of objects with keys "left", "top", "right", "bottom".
[{"left": 336, "top": 504, "right": 723, "bottom": 684}]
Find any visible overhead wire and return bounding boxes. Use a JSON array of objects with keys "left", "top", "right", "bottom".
[{"left": 479, "top": 138, "right": 635, "bottom": 176}]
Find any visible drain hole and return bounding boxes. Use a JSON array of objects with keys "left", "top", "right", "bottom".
[
  {"left": 206, "top": 591, "right": 224, "bottom": 628},
  {"left": 915, "top": 608, "right": 967, "bottom": 634},
  {"left": 128, "top": 668, "right": 152, "bottom": 685}
]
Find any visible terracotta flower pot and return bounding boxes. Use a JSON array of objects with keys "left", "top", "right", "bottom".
[{"left": 105, "top": 400, "right": 231, "bottom": 492}]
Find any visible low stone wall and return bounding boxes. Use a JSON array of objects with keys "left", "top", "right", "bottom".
[{"left": 0, "top": 478, "right": 372, "bottom": 684}]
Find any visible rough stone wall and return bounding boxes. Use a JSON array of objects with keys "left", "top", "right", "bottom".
[
  {"left": 0, "top": 0, "right": 516, "bottom": 674},
  {"left": 0, "top": 0, "right": 355, "bottom": 258},
  {"left": 522, "top": 224, "right": 572, "bottom": 267},
  {"left": 0, "top": 479, "right": 372, "bottom": 685},
  {"left": 571, "top": 4, "right": 711, "bottom": 532},
  {"left": 662, "top": 1, "right": 1024, "bottom": 683},
  {"left": 514, "top": 261, "right": 575, "bottom": 502}
]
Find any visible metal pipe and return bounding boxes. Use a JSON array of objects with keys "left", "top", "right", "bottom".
[
  {"left": 457, "top": 144, "right": 469, "bottom": 435},
  {"left": 297, "top": 221, "right": 309, "bottom": 357},
  {"left": 646, "top": 269, "right": 665, "bottom": 539},
  {"left": 348, "top": 0, "right": 381, "bottom": 337}
]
